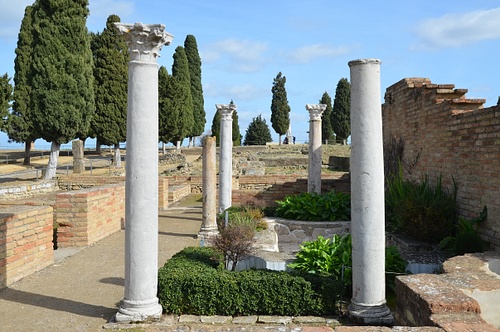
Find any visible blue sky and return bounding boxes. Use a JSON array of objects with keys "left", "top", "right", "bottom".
[{"left": 1, "top": 0, "right": 500, "bottom": 148}]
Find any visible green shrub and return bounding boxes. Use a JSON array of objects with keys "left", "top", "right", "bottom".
[
  {"left": 157, "top": 246, "right": 342, "bottom": 316},
  {"left": 385, "top": 166, "right": 457, "bottom": 243},
  {"left": 439, "top": 206, "right": 489, "bottom": 255},
  {"left": 288, "top": 235, "right": 408, "bottom": 293},
  {"left": 217, "top": 206, "right": 267, "bottom": 231},
  {"left": 275, "top": 191, "right": 351, "bottom": 221}
]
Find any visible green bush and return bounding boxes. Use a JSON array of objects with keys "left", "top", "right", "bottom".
[
  {"left": 275, "top": 191, "right": 351, "bottom": 221},
  {"left": 287, "top": 235, "right": 408, "bottom": 293},
  {"left": 385, "top": 166, "right": 457, "bottom": 243},
  {"left": 217, "top": 206, "right": 267, "bottom": 231},
  {"left": 157, "top": 246, "right": 342, "bottom": 316}
]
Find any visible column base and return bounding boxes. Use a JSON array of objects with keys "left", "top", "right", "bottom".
[
  {"left": 198, "top": 229, "right": 219, "bottom": 246},
  {"left": 114, "top": 298, "right": 163, "bottom": 323},
  {"left": 348, "top": 302, "right": 394, "bottom": 326}
]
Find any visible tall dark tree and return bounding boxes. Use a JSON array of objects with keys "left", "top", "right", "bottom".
[
  {"left": 29, "top": 0, "right": 95, "bottom": 179},
  {"left": 158, "top": 65, "right": 170, "bottom": 151},
  {"left": 184, "top": 35, "right": 205, "bottom": 147},
  {"left": 210, "top": 108, "right": 221, "bottom": 146},
  {"left": 270, "top": 72, "right": 291, "bottom": 144},
  {"left": 232, "top": 108, "right": 241, "bottom": 146},
  {"left": 90, "top": 14, "right": 128, "bottom": 166},
  {"left": 243, "top": 114, "right": 272, "bottom": 146},
  {"left": 331, "top": 78, "right": 351, "bottom": 145},
  {"left": 8, "top": 5, "right": 37, "bottom": 165},
  {"left": 162, "top": 46, "right": 193, "bottom": 149},
  {"left": 0, "top": 74, "right": 13, "bottom": 132},
  {"left": 319, "top": 91, "right": 334, "bottom": 144}
]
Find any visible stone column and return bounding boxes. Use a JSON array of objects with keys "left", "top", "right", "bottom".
[
  {"left": 114, "top": 22, "right": 173, "bottom": 323},
  {"left": 347, "top": 59, "right": 393, "bottom": 325},
  {"left": 72, "top": 140, "right": 85, "bottom": 173},
  {"left": 217, "top": 103, "right": 236, "bottom": 213},
  {"left": 306, "top": 104, "right": 326, "bottom": 194},
  {"left": 199, "top": 136, "right": 218, "bottom": 242}
]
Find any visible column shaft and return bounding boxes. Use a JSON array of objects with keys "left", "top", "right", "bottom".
[
  {"left": 347, "top": 58, "right": 393, "bottom": 325},
  {"left": 306, "top": 104, "right": 326, "bottom": 194},
  {"left": 199, "top": 136, "right": 218, "bottom": 239},
  {"left": 218, "top": 104, "right": 236, "bottom": 213}
]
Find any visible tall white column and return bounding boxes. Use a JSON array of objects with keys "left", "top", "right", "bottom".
[
  {"left": 199, "top": 136, "right": 218, "bottom": 242},
  {"left": 114, "top": 22, "right": 173, "bottom": 323},
  {"left": 217, "top": 103, "right": 236, "bottom": 213},
  {"left": 306, "top": 104, "right": 326, "bottom": 194},
  {"left": 347, "top": 59, "right": 393, "bottom": 325}
]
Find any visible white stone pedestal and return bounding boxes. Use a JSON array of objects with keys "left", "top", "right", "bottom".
[
  {"left": 114, "top": 22, "right": 173, "bottom": 323},
  {"left": 347, "top": 58, "right": 393, "bottom": 325}
]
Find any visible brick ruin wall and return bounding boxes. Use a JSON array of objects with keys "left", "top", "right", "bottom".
[{"left": 382, "top": 78, "right": 500, "bottom": 249}]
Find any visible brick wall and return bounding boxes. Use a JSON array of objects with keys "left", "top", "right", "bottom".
[
  {"left": 383, "top": 78, "right": 500, "bottom": 249},
  {"left": 55, "top": 184, "right": 125, "bottom": 247},
  {"left": 0, "top": 205, "right": 54, "bottom": 288}
]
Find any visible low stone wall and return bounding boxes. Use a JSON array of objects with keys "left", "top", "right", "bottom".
[
  {"left": 55, "top": 184, "right": 125, "bottom": 248},
  {"left": 0, "top": 181, "right": 57, "bottom": 199},
  {"left": 168, "top": 184, "right": 191, "bottom": 203},
  {"left": 0, "top": 205, "right": 54, "bottom": 288},
  {"left": 395, "top": 253, "right": 500, "bottom": 331}
]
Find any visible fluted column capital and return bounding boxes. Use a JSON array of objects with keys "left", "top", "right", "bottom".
[
  {"left": 306, "top": 104, "right": 326, "bottom": 121},
  {"left": 115, "top": 22, "right": 173, "bottom": 63}
]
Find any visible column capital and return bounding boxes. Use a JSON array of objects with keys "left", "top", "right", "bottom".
[
  {"left": 115, "top": 22, "right": 173, "bottom": 63},
  {"left": 306, "top": 104, "right": 326, "bottom": 121},
  {"left": 216, "top": 104, "right": 237, "bottom": 121}
]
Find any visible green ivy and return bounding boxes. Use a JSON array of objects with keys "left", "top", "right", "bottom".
[{"left": 275, "top": 191, "right": 351, "bottom": 221}]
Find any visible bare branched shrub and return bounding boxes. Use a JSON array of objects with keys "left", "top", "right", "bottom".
[{"left": 212, "top": 223, "right": 255, "bottom": 271}]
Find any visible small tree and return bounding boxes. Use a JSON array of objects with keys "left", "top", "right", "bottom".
[
  {"left": 319, "top": 91, "right": 334, "bottom": 144},
  {"left": 270, "top": 72, "right": 291, "bottom": 144},
  {"left": 212, "top": 223, "right": 255, "bottom": 271},
  {"left": 243, "top": 114, "right": 272, "bottom": 146},
  {"left": 210, "top": 108, "right": 221, "bottom": 146},
  {"left": 332, "top": 78, "right": 351, "bottom": 145},
  {"left": 232, "top": 109, "right": 241, "bottom": 146},
  {"left": 0, "top": 74, "right": 12, "bottom": 132}
]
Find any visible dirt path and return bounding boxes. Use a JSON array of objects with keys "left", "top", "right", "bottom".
[{"left": 0, "top": 205, "right": 202, "bottom": 332}]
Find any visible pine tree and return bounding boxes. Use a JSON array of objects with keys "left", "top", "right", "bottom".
[
  {"left": 332, "top": 78, "right": 351, "bottom": 145},
  {"left": 319, "top": 91, "right": 334, "bottom": 144},
  {"left": 162, "top": 46, "right": 194, "bottom": 149},
  {"left": 90, "top": 14, "right": 128, "bottom": 167},
  {"left": 227, "top": 100, "right": 241, "bottom": 146},
  {"left": 184, "top": 35, "right": 205, "bottom": 146},
  {"left": 210, "top": 108, "right": 221, "bottom": 146},
  {"left": 270, "top": 72, "right": 291, "bottom": 144},
  {"left": 0, "top": 74, "right": 13, "bottom": 132},
  {"left": 8, "top": 4, "right": 37, "bottom": 165},
  {"left": 243, "top": 114, "right": 272, "bottom": 146},
  {"left": 29, "top": 0, "right": 95, "bottom": 179}
]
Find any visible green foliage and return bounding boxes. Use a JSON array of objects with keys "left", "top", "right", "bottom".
[
  {"left": 243, "top": 114, "right": 272, "bottom": 145},
  {"left": 288, "top": 235, "right": 408, "bottom": 292},
  {"left": 210, "top": 109, "right": 221, "bottom": 146},
  {"left": 158, "top": 65, "right": 171, "bottom": 144},
  {"left": 319, "top": 91, "right": 334, "bottom": 144},
  {"left": 0, "top": 74, "right": 12, "bottom": 132},
  {"left": 331, "top": 78, "right": 350, "bottom": 143},
  {"left": 385, "top": 166, "right": 457, "bottom": 243},
  {"left": 439, "top": 206, "right": 489, "bottom": 255},
  {"left": 29, "top": 0, "right": 95, "bottom": 144},
  {"left": 270, "top": 72, "right": 291, "bottom": 139},
  {"left": 157, "top": 246, "right": 342, "bottom": 316},
  {"left": 231, "top": 102, "right": 241, "bottom": 146},
  {"left": 184, "top": 35, "right": 205, "bottom": 138},
  {"left": 275, "top": 191, "right": 351, "bottom": 221},
  {"left": 90, "top": 14, "right": 128, "bottom": 147},
  {"left": 217, "top": 206, "right": 267, "bottom": 231}
]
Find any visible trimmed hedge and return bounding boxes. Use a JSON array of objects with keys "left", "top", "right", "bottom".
[{"left": 158, "top": 247, "right": 342, "bottom": 316}]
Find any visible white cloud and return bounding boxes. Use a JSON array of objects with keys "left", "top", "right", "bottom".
[
  {"left": 202, "top": 38, "right": 269, "bottom": 73},
  {"left": 0, "top": 0, "right": 33, "bottom": 40},
  {"left": 204, "top": 82, "right": 268, "bottom": 101},
  {"left": 285, "top": 44, "right": 350, "bottom": 64},
  {"left": 414, "top": 7, "right": 500, "bottom": 50}
]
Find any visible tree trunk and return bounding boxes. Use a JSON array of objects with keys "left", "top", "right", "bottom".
[
  {"left": 278, "top": 134, "right": 282, "bottom": 145},
  {"left": 23, "top": 141, "right": 32, "bottom": 165},
  {"left": 44, "top": 141, "right": 60, "bottom": 180},
  {"left": 96, "top": 139, "right": 101, "bottom": 155},
  {"left": 114, "top": 143, "right": 122, "bottom": 168},
  {"left": 176, "top": 141, "right": 181, "bottom": 151},
  {"left": 162, "top": 142, "right": 166, "bottom": 155}
]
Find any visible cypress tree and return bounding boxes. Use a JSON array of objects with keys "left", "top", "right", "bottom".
[
  {"left": 331, "top": 78, "right": 351, "bottom": 145},
  {"left": 319, "top": 91, "right": 334, "bottom": 144},
  {"left": 184, "top": 35, "right": 205, "bottom": 146},
  {"left": 29, "top": 0, "right": 95, "bottom": 179},
  {"left": 270, "top": 72, "right": 291, "bottom": 144},
  {"left": 0, "top": 74, "right": 13, "bottom": 132},
  {"left": 210, "top": 108, "right": 221, "bottom": 146},
  {"left": 163, "top": 46, "right": 193, "bottom": 149},
  {"left": 232, "top": 109, "right": 241, "bottom": 146},
  {"left": 243, "top": 115, "right": 272, "bottom": 146},
  {"left": 8, "top": 4, "right": 37, "bottom": 165},
  {"left": 158, "top": 65, "right": 171, "bottom": 149},
  {"left": 90, "top": 14, "right": 128, "bottom": 167}
]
